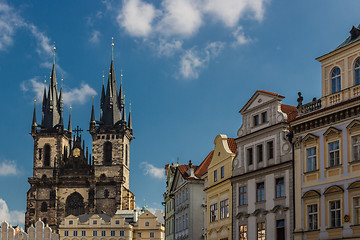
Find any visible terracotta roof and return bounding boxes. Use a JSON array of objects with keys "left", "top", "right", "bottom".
[
  {"left": 281, "top": 104, "right": 298, "bottom": 122},
  {"left": 195, "top": 151, "right": 214, "bottom": 177},
  {"left": 227, "top": 138, "right": 237, "bottom": 153},
  {"left": 177, "top": 164, "right": 198, "bottom": 179},
  {"left": 258, "top": 90, "right": 285, "bottom": 98},
  {"left": 164, "top": 164, "right": 170, "bottom": 170}
]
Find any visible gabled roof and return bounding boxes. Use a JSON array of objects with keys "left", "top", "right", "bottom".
[
  {"left": 227, "top": 138, "right": 237, "bottom": 153},
  {"left": 240, "top": 90, "right": 285, "bottom": 114},
  {"left": 195, "top": 151, "right": 214, "bottom": 177},
  {"left": 281, "top": 104, "right": 297, "bottom": 122}
]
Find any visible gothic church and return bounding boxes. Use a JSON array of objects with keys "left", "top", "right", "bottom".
[{"left": 25, "top": 47, "right": 135, "bottom": 230}]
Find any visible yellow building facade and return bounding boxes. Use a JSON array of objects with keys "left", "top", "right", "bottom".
[
  {"left": 292, "top": 25, "right": 360, "bottom": 239},
  {"left": 205, "top": 135, "right": 236, "bottom": 240}
]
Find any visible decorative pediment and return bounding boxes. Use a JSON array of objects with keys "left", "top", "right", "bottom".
[
  {"left": 239, "top": 90, "right": 284, "bottom": 114},
  {"left": 347, "top": 119, "right": 360, "bottom": 131},
  {"left": 302, "top": 190, "right": 321, "bottom": 199},
  {"left": 271, "top": 205, "right": 289, "bottom": 213},
  {"left": 252, "top": 208, "right": 268, "bottom": 216},
  {"left": 235, "top": 211, "right": 250, "bottom": 219},
  {"left": 323, "top": 127, "right": 342, "bottom": 137},
  {"left": 302, "top": 133, "right": 319, "bottom": 144},
  {"left": 323, "top": 185, "right": 344, "bottom": 195},
  {"left": 348, "top": 181, "right": 360, "bottom": 190}
]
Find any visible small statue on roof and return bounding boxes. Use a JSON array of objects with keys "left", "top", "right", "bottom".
[{"left": 297, "top": 92, "right": 303, "bottom": 108}]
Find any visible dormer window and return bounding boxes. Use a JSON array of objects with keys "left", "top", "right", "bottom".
[
  {"left": 355, "top": 58, "right": 360, "bottom": 85},
  {"left": 331, "top": 67, "right": 341, "bottom": 93},
  {"left": 253, "top": 115, "right": 259, "bottom": 126}
]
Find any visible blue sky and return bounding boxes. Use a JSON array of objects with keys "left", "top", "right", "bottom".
[{"left": 0, "top": 0, "right": 360, "bottom": 226}]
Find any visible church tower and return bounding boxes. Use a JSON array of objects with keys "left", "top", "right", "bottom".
[
  {"left": 89, "top": 41, "right": 135, "bottom": 213},
  {"left": 26, "top": 47, "right": 72, "bottom": 230}
]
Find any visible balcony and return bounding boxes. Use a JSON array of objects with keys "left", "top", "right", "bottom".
[
  {"left": 297, "top": 99, "right": 322, "bottom": 116},
  {"left": 322, "top": 84, "right": 360, "bottom": 107}
]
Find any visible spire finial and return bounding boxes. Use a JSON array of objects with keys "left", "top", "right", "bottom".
[
  {"left": 102, "top": 70, "right": 105, "bottom": 85},
  {"left": 61, "top": 76, "right": 63, "bottom": 89},
  {"left": 53, "top": 42, "right": 56, "bottom": 65},
  {"left": 129, "top": 101, "right": 131, "bottom": 112},
  {"left": 120, "top": 69, "right": 123, "bottom": 85},
  {"left": 111, "top": 37, "right": 114, "bottom": 61}
]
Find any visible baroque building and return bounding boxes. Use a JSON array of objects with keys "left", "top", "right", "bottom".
[
  {"left": 25, "top": 46, "right": 135, "bottom": 231},
  {"left": 231, "top": 90, "right": 297, "bottom": 240},
  {"left": 292, "top": 25, "right": 360, "bottom": 239}
]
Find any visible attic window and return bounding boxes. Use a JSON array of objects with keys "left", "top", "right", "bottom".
[
  {"left": 253, "top": 115, "right": 259, "bottom": 126},
  {"left": 350, "top": 26, "right": 360, "bottom": 40}
]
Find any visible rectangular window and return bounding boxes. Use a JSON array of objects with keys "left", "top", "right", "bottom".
[
  {"left": 115, "top": 219, "right": 120, "bottom": 224},
  {"left": 221, "top": 166, "right": 224, "bottom": 179},
  {"left": 306, "top": 147, "right": 317, "bottom": 172},
  {"left": 210, "top": 203, "right": 218, "bottom": 222},
  {"left": 64, "top": 231, "right": 69, "bottom": 237},
  {"left": 93, "top": 220, "right": 97, "bottom": 225},
  {"left": 276, "top": 220, "right": 285, "bottom": 240},
  {"left": 261, "top": 112, "right": 267, "bottom": 123},
  {"left": 275, "top": 178, "right": 285, "bottom": 198},
  {"left": 267, "top": 141, "right": 274, "bottom": 160},
  {"left": 355, "top": 197, "right": 360, "bottom": 224},
  {"left": 257, "top": 182, "right": 265, "bottom": 202},
  {"left": 329, "top": 141, "right": 340, "bottom": 167},
  {"left": 214, "top": 170, "right": 218, "bottom": 182},
  {"left": 73, "top": 231, "right": 78, "bottom": 237},
  {"left": 353, "top": 135, "right": 360, "bottom": 162},
  {"left": 247, "top": 148, "right": 253, "bottom": 165},
  {"left": 308, "top": 204, "right": 318, "bottom": 230},
  {"left": 69, "top": 220, "right": 73, "bottom": 225},
  {"left": 138, "top": 233, "right": 142, "bottom": 238},
  {"left": 330, "top": 200, "right": 341, "bottom": 228},
  {"left": 220, "top": 199, "right": 229, "bottom": 219},
  {"left": 150, "top": 232, "right": 155, "bottom": 238},
  {"left": 92, "top": 231, "right": 97, "bottom": 237},
  {"left": 101, "top": 231, "right": 106, "bottom": 237},
  {"left": 119, "top": 231, "right": 124, "bottom": 236},
  {"left": 254, "top": 115, "right": 259, "bottom": 126},
  {"left": 257, "top": 222, "right": 266, "bottom": 240},
  {"left": 39, "top": 149, "right": 42, "bottom": 160},
  {"left": 239, "top": 186, "right": 247, "bottom": 206},
  {"left": 110, "top": 231, "right": 115, "bottom": 237},
  {"left": 257, "top": 145, "right": 263, "bottom": 162},
  {"left": 239, "top": 225, "right": 247, "bottom": 240},
  {"left": 81, "top": 231, "right": 86, "bottom": 237}
]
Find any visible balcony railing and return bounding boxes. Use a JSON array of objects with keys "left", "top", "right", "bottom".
[{"left": 297, "top": 99, "right": 322, "bottom": 116}]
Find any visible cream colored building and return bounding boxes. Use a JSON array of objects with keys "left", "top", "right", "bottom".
[
  {"left": 292, "top": 25, "right": 360, "bottom": 239},
  {"left": 232, "top": 90, "right": 296, "bottom": 240},
  {"left": 205, "top": 135, "right": 236, "bottom": 240},
  {"left": 58, "top": 210, "right": 164, "bottom": 240},
  {"left": 0, "top": 219, "right": 59, "bottom": 240}
]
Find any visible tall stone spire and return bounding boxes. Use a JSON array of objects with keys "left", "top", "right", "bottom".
[
  {"left": 32, "top": 100, "right": 37, "bottom": 133},
  {"left": 122, "top": 97, "right": 127, "bottom": 123},
  {"left": 90, "top": 97, "right": 96, "bottom": 131},
  {"left": 128, "top": 102, "right": 132, "bottom": 130},
  {"left": 101, "top": 40, "right": 122, "bottom": 125},
  {"left": 42, "top": 46, "right": 62, "bottom": 130},
  {"left": 68, "top": 106, "right": 72, "bottom": 133}
]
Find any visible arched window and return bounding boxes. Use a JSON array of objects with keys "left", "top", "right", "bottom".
[
  {"left": 50, "top": 190, "right": 56, "bottom": 208},
  {"left": 331, "top": 67, "right": 341, "bottom": 93},
  {"left": 104, "top": 142, "right": 112, "bottom": 164},
  {"left": 41, "top": 202, "right": 48, "bottom": 212},
  {"left": 65, "top": 192, "right": 85, "bottom": 216},
  {"left": 355, "top": 58, "right": 360, "bottom": 85},
  {"left": 44, "top": 144, "right": 51, "bottom": 167},
  {"left": 125, "top": 145, "right": 128, "bottom": 166}
]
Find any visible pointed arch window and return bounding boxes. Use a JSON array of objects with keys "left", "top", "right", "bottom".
[
  {"left": 65, "top": 192, "right": 85, "bottom": 216},
  {"left": 125, "top": 145, "right": 128, "bottom": 166},
  {"left": 44, "top": 144, "right": 51, "bottom": 167},
  {"left": 355, "top": 58, "right": 360, "bottom": 85},
  {"left": 331, "top": 67, "right": 341, "bottom": 93},
  {"left": 41, "top": 202, "right": 48, "bottom": 212},
  {"left": 104, "top": 142, "right": 112, "bottom": 164}
]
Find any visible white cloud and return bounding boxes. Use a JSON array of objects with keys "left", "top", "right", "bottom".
[
  {"left": 232, "top": 26, "right": 252, "bottom": 46},
  {"left": 179, "top": 41, "right": 224, "bottom": 79},
  {"left": 27, "top": 24, "right": 53, "bottom": 58},
  {"left": 21, "top": 78, "right": 97, "bottom": 105},
  {"left": 140, "top": 162, "right": 165, "bottom": 179},
  {"left": 117, "top": 0, "right": 157, "bottom": 37},
  {"left": 63, "top": 83, "right": 97, "bottom": 105},
  {"left": 152, "top": 39, "right": 183, "bottom": 57},
  {"left": 0, "top": 2, "right": 23, "bottom": 51},
  {"left": 90, "top": 30, "right": 101, "bottom": 44},
  {"left": 0, "top": 160, "right": 17, "bottom": 176},
  {"left": 0, "top": 199, "right": 24, "bottom": 226},
  {"left": 157, "top": 0, "right": 202, "bottom": 37}
]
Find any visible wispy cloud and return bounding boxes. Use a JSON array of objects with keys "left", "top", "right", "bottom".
[
  {"left": 0, "top": 2, "right": 24, "bottom": 51},
  {"left": 0, "top": 160, "right": 18, "bottom": 176},
  {"left": 140, "top": 162, "right": 165, "bottom": 179},
  {"left": 21, "top": 78, "right": 97, "bottom": 105},
  {"left": 90, "top": 30, "right": 101, "bottom": 44},
  {"left": 179, "top": 41, "right": 225, "bottom": 79},
  {"left": 0, "top": 199, "right": 24, "bottom": 226},
  {"left": 111, "top": 0, "right": 267, "bottom": 79}
]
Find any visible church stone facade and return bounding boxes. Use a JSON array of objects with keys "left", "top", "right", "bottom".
[{"left": 25, "top": 48, "right": 135, "bottom": 231}]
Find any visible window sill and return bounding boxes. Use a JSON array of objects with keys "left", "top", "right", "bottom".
[
  {"left": 326, "top": 226, "right": 343, "bottom": 230},
  {"left": 304, "top": 169, "right": 319, "bottom": 174},
  {"left": 255, "top": 200, "right": 266, "bottom": 204},
  {"left": 325, "top": 164, "right": 342, "bottom": 170},
  {"left": 274, "top": 196, "right": 286, "bottom": 201},
  {"left": 349, "top": 160, "right": 360, "bottom": 165},
  {"left": 238, "top": 204, "right": 248, "bottom": 207},
  {"left": 303, "top": 229, "right": 320, "bottom": 233}
]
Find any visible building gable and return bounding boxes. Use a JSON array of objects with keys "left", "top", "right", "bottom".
[{"left": 240, "top": 90, "right": 285, "bottom": 114}]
